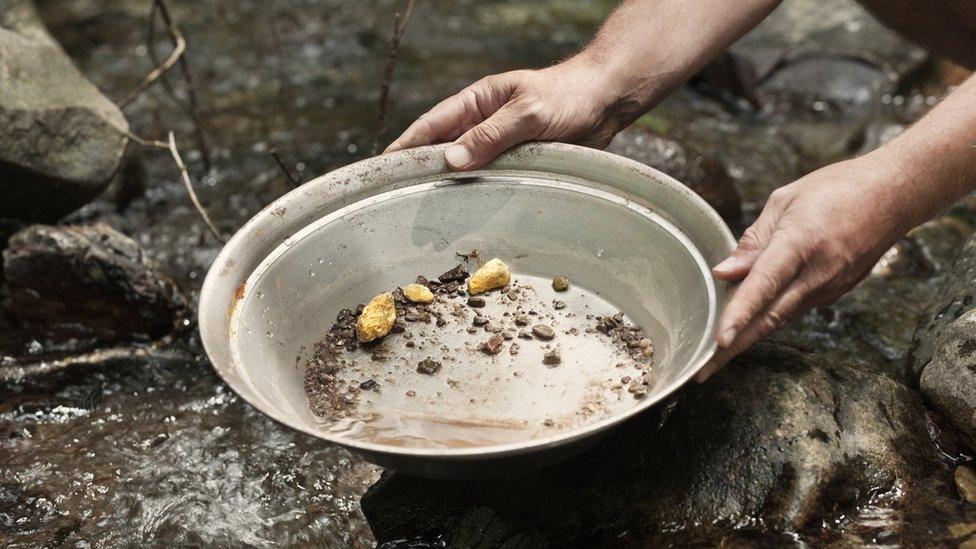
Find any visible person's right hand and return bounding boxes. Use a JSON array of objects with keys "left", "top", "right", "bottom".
[{"left": 384, "top": 55, "right": 643, "bottom": 170}]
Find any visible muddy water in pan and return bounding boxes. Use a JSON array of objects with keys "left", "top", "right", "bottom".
[{"left": 304, "top": 273, "right": 662, "bottom": 448}]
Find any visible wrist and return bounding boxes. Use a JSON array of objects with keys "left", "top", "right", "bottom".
[{"left": 558, "top": 51, "right": 657, "bottom": 129}]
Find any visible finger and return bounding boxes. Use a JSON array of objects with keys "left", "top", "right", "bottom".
[
  {"left": 445, "top": 102, "right": 543, "bottom": 170},
  {"left": 715, "top": 232, "right": 801, "bottom": 348},
  {"left": 695, "top": 278, "right": 808, "bottom": 383},
  {"left": 385, "top": 76, "right": 515, "bottom": 153},
  {"left": 713, "top": 204, "right": 782, "bottom": 281},
  {"left": 384, "top": 93, "right": 480, "bottom": 153}
]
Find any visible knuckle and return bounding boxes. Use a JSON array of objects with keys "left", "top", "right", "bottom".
[
  {"left": 738, "top": 227, "right": 764, "bottom": 250},
  {"left": 520, "top": 101, "right": 548, "bottom": 128},
  {"left": 469, "top": 122, "right": 504, "bottom": 148}
]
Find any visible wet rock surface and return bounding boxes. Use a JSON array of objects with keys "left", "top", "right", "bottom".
[
  {"left": 607, "top": 127, "right": 742, "bottom": 228},
  {"left": 362, "top": 344, "right": 955, "bottom": 546},
  {"left": 921, "top": 309, "right": 976, "bottom": 449},
  {"left": 910, "top": 230, "right": 976, "bottom": 382},
  {"left": 0, "top": 0, "right": 129, "bottom": 223},
  {"left": 3, "top": 223, "right": 186, "bottom": 350}
]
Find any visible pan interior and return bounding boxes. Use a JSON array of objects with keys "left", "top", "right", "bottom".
[{"left": 231, "top": 176, "right": 713, "bottom": 450}]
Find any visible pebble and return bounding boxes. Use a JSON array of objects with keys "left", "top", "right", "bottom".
[
  {"left": 552, "top": 276, "right": 569, "bottom": 292},
  {"left": 485, "top": 322, "right": 504, "bottom": 333},
  {"left": 416, "top": 358, "right": 442, "bottom": 375},
  {"left": 468, "top": 258, "right": 511, "bottom": 295},
  {"left": 509, "top": 342, "right": 520, "bottom": 356},
  {"left": 502, "top": 330, "right": 515, "bottom": 340},
  {"left": 467, "top": 296, "right": 486, "bottom": 308},
  {"left": 514, "top": 314, "right": 530, "bottom": 326},
  {"left": 359, "top": 379, "right": 379, "bottom": 391},
  {"left": 518, "top": 329, "right": 533, "bottom": 340},
  {"left": 481, "top": 334, "right": 504, "bottom": 355},
  {"left": 532, "top": 324, "right": 555, "bottom": 340},
  {"left": 406, "top": 390, "right": 416, "bottom": 397},
  {"left": 506, "top": 290, "right": 519, "bottom": 301},
  {"left": 472, "top": 315, "right": 489, "bottom": 326},
  {"left": 543, "top": 348, "right": 561, "bottom": 365},
  {"left": 402, "top": 283, "right": 435, "bottom": 304},
  {"left": 543, "top": 419, "right": 555, "bottom": 427},
  {"left": 553, "top": 300, "right": 566, "bottom": 310}
]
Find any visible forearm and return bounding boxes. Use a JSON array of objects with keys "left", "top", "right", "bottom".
[
  {"left": 575, "top": 0, "right": 781, "bottom": 109},
  {"left": 872, "top": 74, "right": 976, "bottom": 232}
]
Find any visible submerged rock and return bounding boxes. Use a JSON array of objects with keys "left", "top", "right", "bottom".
[
  {"left": 921, "top": 309, "right": 976, "bottom": 449},
  {"left": 362, "top": 344, "right": 950, "bottom": 546},
  {"left": 3, "top": 223, "right": 186, "bottom": 346},
  {"left": 607, "top": 127, "right": 742, "bottom": 227},
  {"left": 0, "top": 0, "right": 129, "bottom": 223}
]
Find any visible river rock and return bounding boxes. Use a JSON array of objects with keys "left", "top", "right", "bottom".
[
  {"left": 920, "top": 309, "right": 976, "bottom": 449},
  {"left": 2, "top": 223, "right": 186, "bottom": 345},
  {"left": 688, "top": 0, "right": 928, "bottom": 123},
  {"left": 362, "top": 343, "right": 950, "bottom": 546},
  {"left": 909, "top": 232, "right": 976, "bottom": 382},
  {"left": 607, "top": 127, "right": 742, "bottom": 227},
  {"left": 0, "top": 0, "right": 129, "bottom": 223}
]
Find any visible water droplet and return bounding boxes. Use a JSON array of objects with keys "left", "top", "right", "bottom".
[
  {"left": 596, "top": 249, "right": 605, "bottom": 258},
  {"left": 256, "top": 291, "right": 264, "bottom": 299},
  {"left": 266, "top": 331, "right": 275, "bottom": 339},
  {"left": 309, "top": 270, "right": 316, "bottom": 277}
]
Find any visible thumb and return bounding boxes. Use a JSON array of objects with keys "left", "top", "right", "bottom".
[{"left": 445, "top": 102, "right": 542, "bottom": 171}]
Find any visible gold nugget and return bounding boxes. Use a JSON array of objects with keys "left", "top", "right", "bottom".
[
  {"left": 356, "top": 292, "right": 396, "bottom": 342},
  {"left": 402, "top": 283, "right": 435, "bottom": 304},
  {"left": 468, "top": 258, "right": 511, "bottom": 295}
]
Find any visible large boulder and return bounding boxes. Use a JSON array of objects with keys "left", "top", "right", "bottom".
[
  {"left": 362, "top": 344, "right": 953, "bottom": 546},
  {"left": 0, "top": 0, "right": 129, "bottom": 223},
  {"left": 607, "top": 127, "right": 742, "bottom": 228},
  {"left": 2, "top": 223, "right": 187, "bottom": 346},
  {"left": 921, "top": 309, "right": 976, "bottom": 449}
]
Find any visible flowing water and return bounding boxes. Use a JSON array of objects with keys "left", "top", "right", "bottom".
[{"left": 1, "top": 0, "right": 971, "bottom": 546}]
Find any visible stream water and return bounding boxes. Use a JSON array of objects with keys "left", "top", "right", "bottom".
[{"left": 1, "top": 0, "right": 972, "bottom": 546}]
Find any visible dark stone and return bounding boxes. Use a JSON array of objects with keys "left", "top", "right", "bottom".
[
  {"left": 362, "top": 344, "right": 951, "bottom": 546},
  {"left": 2, "top": 223, "right": 187, "bottom": 345},
  {"left": 909, "top": 232, "right": 976, "bottom": 381},
  {"left": 607, "top": 127, "right": 742, "bottom": 228},
  {"left": 0, "top": 0, "right": 129, "bottom": 223}
]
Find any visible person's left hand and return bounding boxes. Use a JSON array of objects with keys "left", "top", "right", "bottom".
[{"left": 695, "top": 152, "right": 914, "bottom": 381}]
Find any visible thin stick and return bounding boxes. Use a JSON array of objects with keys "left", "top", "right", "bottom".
[
  {"left": 145, "top": 0, "right": 178, "bottom": 100},
  {"left": 372, "top": 0, "right": 417, "bottom": 155},
  {"left": 155, "top": 0, "right": 212, "bottom": 172},
  {"left": 269, "top": 147, "right": 301, "bottom": 187},
  {"left": 117, "top": 19, "right": 185, "bottom": 108},
  {"left": 166, "top": 132, "right": 225, "bottom": 243}
]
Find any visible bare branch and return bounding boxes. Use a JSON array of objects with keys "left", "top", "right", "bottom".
[
  {"left": 372, "top": 0, "right": 417, "bottom": 155},
  {"left": 117, "top": 18, "right": 185, "bottom": 108},
  {"left": 269, "top": 147, "right": 302, "bottom": 188},
  {"left": 166, "top": 131, "right": 226, "bottom": 244},
  {"left": 148, "top": 0, "right": 212, "bottom": 172}
]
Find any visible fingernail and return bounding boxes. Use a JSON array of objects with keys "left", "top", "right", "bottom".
[
  {"left": 718, "top": 327, "right": 737, "bottom": 347},
  {"left": 713, "top": 255, "right": 741, "bottom": 273},
  {"left": 445, "top": 144, "right": 473, "bottom": 169}
]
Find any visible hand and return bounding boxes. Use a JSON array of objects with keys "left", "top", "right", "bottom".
[
  {"left": 384, "top": 55, "right": 644, "bottom": 170},
  {"left": 695, "top": 154, "right": 913, "bottom": 381}
]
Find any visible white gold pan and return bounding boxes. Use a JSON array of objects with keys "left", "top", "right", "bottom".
[{"left": 199, "top": 143, "right": 735, "bottom": 479}]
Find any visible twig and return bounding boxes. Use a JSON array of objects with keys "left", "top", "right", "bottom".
[
  {"left": 269, "top": 147, "right": 301, "bottom": 187},
  {"left": 166, "top": 132, "right": 226, "bottom": 243},
  {"left": 154, "top": 0, "right": 212, "bottom": 172},
  {"left": 144, "top": 0, "right": 178, "bottom": 100},
  {"left": 372, "top": 0, "right": 417, "bottom": 155},
  {"left": 117, "top": 17, "right": 185, "bottom": 108}
]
